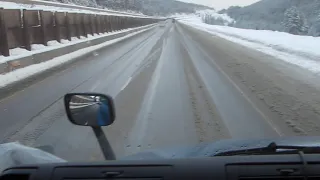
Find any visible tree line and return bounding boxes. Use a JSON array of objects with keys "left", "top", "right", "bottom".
[{"left": 204, "top": 0, "right": 320, "bottom": 37}]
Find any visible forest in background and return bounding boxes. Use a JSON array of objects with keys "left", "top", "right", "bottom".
[
  {"left": 45, "top": 0, "right": 320, "bottom": 36},
  {"left": 215, "top": 0, "right": 320, "bottom": 36}
]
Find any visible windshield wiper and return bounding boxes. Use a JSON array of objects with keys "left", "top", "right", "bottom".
[{"left": 214, "top": 142, "right": 320, "bottom": 156}]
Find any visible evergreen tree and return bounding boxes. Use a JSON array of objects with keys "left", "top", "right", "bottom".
[
  {"left": 310, "top": 13, "right": 320, "bottom": 36},
  {"left": 283, "top": 6, "right": 308, "bottom": 35},
  {"left": 202, "top": 14, "right": 225, "bottom": 26}
]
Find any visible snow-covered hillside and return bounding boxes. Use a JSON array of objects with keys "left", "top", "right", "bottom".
[
  {"left": 220, "top": 0, "right": 320, "bottom": 37},
  {"left": 0, "top": 0, "right": 145, "bottom": 17},
  {"left": 0, "top": 1, "right": 93, "bottom": 13},
  {"left": 173, "top": 9, "right": 234, "bottom": 25},
  {"left": 180, "top": 19, "right": 320, "bottom": 73}
]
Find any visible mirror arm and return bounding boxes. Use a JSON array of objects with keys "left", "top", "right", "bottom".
[{"left": 92, "top": 127, "right": 116, "bottom": 160}]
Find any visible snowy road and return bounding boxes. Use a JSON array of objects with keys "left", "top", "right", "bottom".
[{"left": 0, "top": 21, "right": 319, "bottom": 161}]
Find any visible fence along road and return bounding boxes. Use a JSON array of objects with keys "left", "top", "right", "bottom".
[{"left": 0, "top": 8, "right": 160, "bottom": 57}]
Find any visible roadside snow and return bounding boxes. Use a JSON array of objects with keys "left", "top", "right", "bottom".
[
  {"left": 31, "top": 44, "right": 46, "bottom": 50},
  {"left": 47, "top": 40, "right": 61, "bottom": 46},
  {"left": 0, "top": 26, "right": 153, "bottom": 87},
  {"left": 71, "top": 37, "right": 79, "bottom": 41},
  {"left": 181, "top": 20, "right": 320, "bottom": 73},
  {"left": 9, "top": 48, "right": 29, "bottom": 56},
  {"left": 60, "top": 39, "right": 70, "bottom": 44}
]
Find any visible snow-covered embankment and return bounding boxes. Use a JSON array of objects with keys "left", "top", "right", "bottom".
[{"left": 180, "top": 19, "right": 320, "bottom": 73}]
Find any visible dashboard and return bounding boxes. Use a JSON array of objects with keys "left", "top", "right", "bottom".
[{"left": 1, "top": 154, "right": 320, "bottom": 180}]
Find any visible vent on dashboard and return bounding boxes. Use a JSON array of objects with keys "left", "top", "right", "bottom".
[
  {"left": 307, "top": 177, "right": 320, "bottom": 180},
  {"left": 0, "top": 174, "right": 30, "bottom": 180},
  {"left": 239, "top": 177, "right": 320, "bottom": 180}
]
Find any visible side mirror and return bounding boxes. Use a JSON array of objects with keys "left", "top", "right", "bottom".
[{"left": 64, "top": 93, "right": 116, "bottom": 127}]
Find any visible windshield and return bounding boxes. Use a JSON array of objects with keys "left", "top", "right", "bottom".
[{"left": 0, "top": 0, "right": 320, "bottom": 162}]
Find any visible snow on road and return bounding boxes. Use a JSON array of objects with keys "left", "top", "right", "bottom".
[{"left": 180, "top": 20, "right": 320, "bottom": 73}]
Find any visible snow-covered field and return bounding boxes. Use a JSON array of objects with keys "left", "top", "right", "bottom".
[{"left": 179, "top": 16, "right": 320, "bottom": 73}]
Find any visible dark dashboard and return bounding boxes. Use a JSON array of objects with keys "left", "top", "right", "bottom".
[{"left": 1, "top": 154, "right": 320, "bottom": 180}]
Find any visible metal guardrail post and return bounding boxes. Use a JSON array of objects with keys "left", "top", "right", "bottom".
[
  {"left": 66, "top": 12, "right": 72, "bottom": 41},
  {"left": 39, "top": 10, "right": 47, "bottom": 46},
  {"left": 0, "top": 8, "right": 9, "bottom": 56},
  {"left": 22, "top": 9, "right": 31, "bottom": 51},
  {"left": 54, "top": 12, "right": 61, "bottom": 43}
]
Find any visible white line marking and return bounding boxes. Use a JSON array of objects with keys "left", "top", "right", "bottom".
[
  {"left": 120, "top": 77, "right": 132, "bottom": 91},
  {"left": 90, "top": 81, "right": 102, "bottom": 91},
  {"left": 70, "top": 102, "right": 98, "bottom": 109}
]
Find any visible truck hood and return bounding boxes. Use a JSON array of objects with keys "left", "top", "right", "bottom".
[{"left": 123, "top": 136, "right": 320, "bottom": 160}]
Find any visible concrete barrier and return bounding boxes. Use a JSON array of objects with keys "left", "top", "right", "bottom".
[{"left": 0, "top": 24, "right": 156, "bottom": 74}]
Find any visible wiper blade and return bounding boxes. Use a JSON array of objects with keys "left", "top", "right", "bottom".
[{"left": 214, "top": 142, "right": 320, "bottom": 156}]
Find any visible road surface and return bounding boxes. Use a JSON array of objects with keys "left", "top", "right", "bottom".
[
  {"left": 1, "top": 21, "right": 320, "bottom": 161},
  {"left": 70, "top": 103, "right": 100, "bottom": 125}
]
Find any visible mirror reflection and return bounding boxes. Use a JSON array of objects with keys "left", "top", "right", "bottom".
[{"left": 68, "top": 94, "right": 112, "bottom": 126}]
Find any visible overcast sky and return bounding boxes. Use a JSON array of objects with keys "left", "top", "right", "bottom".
[{"left": 177, "top": 0, "right": 261, "bottom": 10}]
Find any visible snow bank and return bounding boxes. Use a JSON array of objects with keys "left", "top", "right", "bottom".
[
  {"left": 197, "top": 25, "right": 320, "bottom": 59},
  {"left": 31, "top": 44, "right": 46, "bottom": 50},
  {"left": 47, "top": 40, "right": 61, "bottom": 46},
  {"left": 181, "top": 20, "right": 320, "bottom": 73},
  {"left": 60, "top": 39, "right": 70, "bottom": 44},
  {"left": 71, "top": 37, "right": 79, "bottom": 41},
  {"left": 9, "top": 48, "right": 29, "bottom": 56},
  {"left": 0, "top": 26, "right": 153, "bottom": 87}
]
